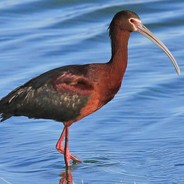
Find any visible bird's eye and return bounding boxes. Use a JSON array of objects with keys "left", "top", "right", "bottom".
[{"left": 130, "top": 19, "right": 135, "bottom": 23}]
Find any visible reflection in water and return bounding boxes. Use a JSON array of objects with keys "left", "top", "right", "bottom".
[
  {"left": 59, "top": 169, "right": 73, "bottom": 184},
  {"left": 0, "top": 0, "right": 184, "bottom": 183}
]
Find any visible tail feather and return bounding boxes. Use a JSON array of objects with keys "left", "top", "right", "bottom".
[
  {"left": 0, "top": 89, "right": 18, "bottom": 122},
  {"left": 0, "top": 99, "right": 3, "bottom": 122},
  {"left": 0, "top": 113, "right": 3, "bottom": 122},
  {"left": 0, "top": 96, "right": 13, "bottom": 122},
  {"left": 0, "top": 84, "right": 30, "bottom": 122},
  {"left": 0, "top": 113, "right": 12, "bottom": 122}
]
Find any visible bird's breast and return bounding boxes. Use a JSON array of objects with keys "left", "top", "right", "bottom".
[{"left": 101, "top": 83, "right": 121, "bottom": 105}]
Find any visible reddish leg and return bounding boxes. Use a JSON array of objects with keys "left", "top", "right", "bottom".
[
  {"left": 56, "top": 126, "right": 81, "bottom": 167},
  {"left": 56, "top": 128, "right": 66, "bottom": 153},
  {"left": 64, "top": 127, "right": 71, "bottom": 167}
]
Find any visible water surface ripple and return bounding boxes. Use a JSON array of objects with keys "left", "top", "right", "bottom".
[{"left": 0, "top": 0, "right": 184, "bottom": 183}]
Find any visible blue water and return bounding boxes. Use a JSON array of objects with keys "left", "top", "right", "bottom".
[{"left": 0, "top": 0, "right": 184, "bottom": 183}]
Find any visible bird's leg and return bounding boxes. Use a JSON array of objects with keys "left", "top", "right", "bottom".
[
  {"left": 56, "top": 127, "right": 66, "bottom": 153},
  {"left": 64, "top": 126, "right": 71, "bottom": 167},
  {"left": 56, "top": 126, "right": 81, "bottom": 166}
]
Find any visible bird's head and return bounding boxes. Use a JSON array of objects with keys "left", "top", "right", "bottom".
[{"left": 109, "top": 10, "right": 181, "bottom": 75}]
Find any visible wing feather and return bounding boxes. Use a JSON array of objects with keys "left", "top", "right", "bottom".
[{"left": 0, "top": 64, "right": 94, "bottom": 122}]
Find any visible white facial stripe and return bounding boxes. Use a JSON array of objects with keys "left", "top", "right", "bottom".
[{"left": 129, "top": 18, "right": 142, "bottom": 31}]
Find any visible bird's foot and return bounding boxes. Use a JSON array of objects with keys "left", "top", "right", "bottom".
[
  {"left": 65, "top": 151, "right": 81, "bottom": 168},
  {"left": 57, "top": 148, "right": 81, "bottom": 165}
]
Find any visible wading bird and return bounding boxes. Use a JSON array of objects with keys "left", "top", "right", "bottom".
[{"left": 0, "top": 10, "right": 180, "bottom": 168}]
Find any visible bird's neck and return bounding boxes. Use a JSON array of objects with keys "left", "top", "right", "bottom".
[{"left": 108, "top": 29, "right": 130, "bottom": 80}]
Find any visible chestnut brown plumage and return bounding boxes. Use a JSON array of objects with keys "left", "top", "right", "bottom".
[{"left": 0, "top": 10, "right": 180, "bottom": 167}]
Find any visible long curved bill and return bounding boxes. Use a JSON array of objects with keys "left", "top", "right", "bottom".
[{"left": 134, "top": 20, "right": 181, "bottom": 75}]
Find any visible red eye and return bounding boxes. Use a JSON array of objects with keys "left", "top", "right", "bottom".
[{"left": 130, "top": 19, "right": 135, "bottom": 23}]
